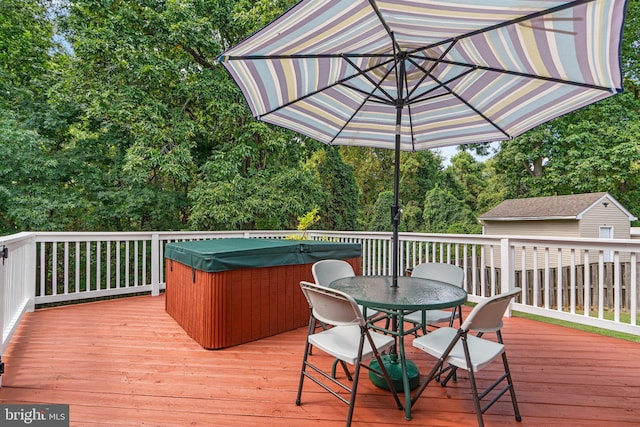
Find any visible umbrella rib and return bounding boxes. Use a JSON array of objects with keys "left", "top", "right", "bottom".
[
  {"left": 434, "top": 59, "right": 620, "bottom": 92},
  {"left": 408, "top": 67, "right": 477, "bottom": 105},
  {"left": 405, "top": 40, "right": 458, "bottom": 101},
  {"left": 342, "top": 56, "right": 397, "bottom": 103},
  {"left": 429, "top": 74, "right": 511, "bottom": 140},
  {"left": 257, "top": 55, "right": 397, "bottom": 118},
  {"left": 404, "top": 0, "right": 599, "bottom": 58},
  {"left": 330, "top": 56, "right": 402, "bottom": 144},
  {"left": 221, "top": 53, "right": 394, "bottom": 61},
  {"left": 368, "top": 0, "right": 402, "bottom": 53},
  {"left": 455, "top": 0, "right": 597, "bottom": 42}
]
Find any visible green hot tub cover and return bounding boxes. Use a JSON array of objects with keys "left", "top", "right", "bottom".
[{"left": 164, "top": 238, "right": 362, "bottom": 272}]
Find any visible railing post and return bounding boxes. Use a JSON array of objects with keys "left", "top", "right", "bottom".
[
  {"left": 0, "top": 233, "right": 36, "bottom": 388},
  {"left": 0, "top": 244, "right": 5, "bottom": 388},
  {"left": 151, "top": 233, "right": 160, "bottom": 297},
  {"left": 500, "top": 238, "right": 514, "bottom": 316},
  {"left": 24, "top": 236, "right": 36, "bottom": 312}
]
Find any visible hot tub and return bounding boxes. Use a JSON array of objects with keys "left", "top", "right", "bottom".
[{"left": 164, "top": 238, "right": 362, "bottom": 349}]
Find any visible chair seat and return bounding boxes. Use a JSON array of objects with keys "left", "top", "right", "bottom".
[
  {"left": 404, "top": 309, "right": 456, "bottom": 326},
  {"left": 308, "top": 324, "right": 395, "bottom": 365},
  {"left": 412, "top": 327, "right": 505, "bottom": 372}
]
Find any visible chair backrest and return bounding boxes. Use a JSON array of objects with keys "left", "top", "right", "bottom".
[
  {"left": 300, "top": 281, "right": 364, "bottom": 327},
  {"left": 312, "top": 259, "right": 355, "bottom": 287},
  {"left": 411, "top": 262, "right": 464, "bottom": 287},
  {"left": 460, "top": 288, "right": 521, "bottom": 333}
]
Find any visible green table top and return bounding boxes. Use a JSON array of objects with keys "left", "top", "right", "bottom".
[
  {"left": 329, "top": 276, "right": 467, "bottom": 310},
  {"left": 164, "top": 238, "right": 362, "bottom": 272}
]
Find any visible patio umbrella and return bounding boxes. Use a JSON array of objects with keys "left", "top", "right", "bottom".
[{"left": 218, "top": 0, "right": 627, "bottom": 286}]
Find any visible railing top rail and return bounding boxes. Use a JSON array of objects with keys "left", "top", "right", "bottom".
[
  {"left": 21, "top": 230, "right": 640, "bottom": 252},
  {"left": 32, "top": 230, "right": 298, "bottom": 243},
  {"left": 0, "top": 232, "right": 35, "bottom": 246}
]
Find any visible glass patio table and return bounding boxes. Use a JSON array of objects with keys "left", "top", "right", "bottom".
[{"left": 329, "top": 275, "right": 467, "bottom": 421}]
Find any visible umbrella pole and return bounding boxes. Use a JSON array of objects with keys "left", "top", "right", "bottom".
[
  {"left": 391, "top": 111, "right": 401, "bottom": 288},
  {"left": 391, "top": 52, "right": 405, "bottom": 289}
]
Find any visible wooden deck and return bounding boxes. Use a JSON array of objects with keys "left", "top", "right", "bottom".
[{"left": 1, "top": 294, "right": 640, "bottom": 426}]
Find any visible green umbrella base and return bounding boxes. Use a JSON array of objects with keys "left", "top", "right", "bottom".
[{"left": 369, "top": 354, "right": 420, "bottom": 392}]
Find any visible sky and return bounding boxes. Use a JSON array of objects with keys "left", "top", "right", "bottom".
[{"left": 435, "top": 143, "right": 498, "bottom": 167}]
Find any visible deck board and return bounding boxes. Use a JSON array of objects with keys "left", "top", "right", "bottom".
[{"left": 1, "top": 294, "right": 640, "bottom": 426}]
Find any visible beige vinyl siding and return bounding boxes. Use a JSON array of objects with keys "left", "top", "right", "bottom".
[
  {"left": 578, "top": 198, "right": 631, "bottom": 239},
  {"left": 484, "top": 220, "right": 580, "bottom": 269},
  {"left": 483, "top": 219, "right": 580, "bottom": 238}
]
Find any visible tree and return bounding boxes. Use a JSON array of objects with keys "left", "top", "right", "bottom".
[
  {"left": 446, "top": 151, "right": 485, "bottom": 213},
  {"left": 0, "top": 111, "right": 86, "bottom": 233},
  {"left": 423, "top": 186, "right": 479, "bottom": 234},
  {"left": 368, "top": 191, "right": 394, "bottom": 232},
  {"left": 53, "top": 0, "right": 317, "bottom": 231},
  {"left": 341, "top": 146, "right": 395, "bottom": 229},
  {"left": 307, "top": 147, "right": 359, "bottom": 231},
  {"left": 0, "top": 0, "right": 55, "bottom": 114}
]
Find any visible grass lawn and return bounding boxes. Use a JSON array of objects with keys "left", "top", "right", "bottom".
[{"left": 513, "top": 310, "right": 640, "bottom": 343}]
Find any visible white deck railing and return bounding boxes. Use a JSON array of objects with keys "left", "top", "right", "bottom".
[{"left": 2, "top": 230, "right": 639, "bottom": 364}]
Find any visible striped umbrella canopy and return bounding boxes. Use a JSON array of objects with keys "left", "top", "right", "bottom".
[{"left": 219, "top": 0, "right": 627, "bottom": 284}]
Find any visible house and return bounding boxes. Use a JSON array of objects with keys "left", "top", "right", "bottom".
[
  {"left": 479, "top": 192, "right": 636, "bottom": 239},
  {"left": 478, "top": 192, "right": 637, "bottom": 266}
]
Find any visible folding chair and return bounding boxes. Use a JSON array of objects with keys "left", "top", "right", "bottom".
[
  {"left": 296, "top": 281, "right": 402, "bottom": 427},
  {"left": 312, "top": 259, "right": 379, "bottom": 378},
  {"left": 411, "top": 288, "right": 522, "bottom": 427},
  {"left": 404, "top": 263, "right": 465, "bottom": 334},
  {"left": 312, "top": 259, "right": 381, "bottom": 320}
]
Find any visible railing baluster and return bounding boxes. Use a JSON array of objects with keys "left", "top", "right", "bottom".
[
  {"left": 52, "top": 242, "right": 57, "bottom": 296},
  {"left": 598, "top": 253, "right": 605, "bottom": 319},
  {"left": 107, "top": 241, "right": 111, "bottom": 289},
  {"left": 75, "top": 241, "right": 80, "bottom": 293},
  {"left": 533, "top": 247, "right": 539, "bottom": 308},
  {"left": 521, "top": 246, "right": 527, "bottom": 305},
  {"left": 570, "top": 249, "right": 576, "bottom": 315},
  {"left": 85, "top": 241, "right": 91, "bottom": 292},
  {"left": 64, "top": 242, "right": 69, "bottom": 295},
  {"left": 614, "top": 252, "right": 621, "bottom": 323},
  {"left": 556, "top": 247, "right": 562, "bottom": 311},
  {"left": 134, "top": 240, "right": 139, "bottom": 288},
  {"left": 116, "top": 241, "right": 121, "bottom": 290},
  {"left": 631, "top": 252, "right": 637, "bottom": 326},
  {"left": 125, "top": 241, "right": 130, "bottom": 287},
  {"left": 544, "top": 248, "right": 550, "bottom": 310},
  {"left": 584, "top": 251, "right": 591, "bottom": 317},
  {"left": 96, "top": 241, "right": 101, "bottom": 291}
]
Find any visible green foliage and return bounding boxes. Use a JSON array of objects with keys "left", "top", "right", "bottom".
[
  {"left": 423, "top": 186, "right": 479, "bottom": 234},
  {"left": 368, "top": 191, "right": 394, "bottom": 232},
  {"left": 2, "top": 0, "right": 640, "bottom": 236},
  {"left": 0, "top": 110, "right": 83, "bottom": 232},
  {"left": 307, "top": 147, "right": 359, "bottom": 231},
  {"left": 188, "top": 164, "right": 323, "bottom": 230},
  {"left": 285, "top": 207, "right": 321, "bottom": 240}
]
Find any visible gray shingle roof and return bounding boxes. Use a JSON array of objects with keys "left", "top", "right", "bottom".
[{"left": 478, "top": 192, "right": 610, "bottom": 220}]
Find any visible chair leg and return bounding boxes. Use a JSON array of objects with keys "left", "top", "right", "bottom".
[
  {"left": 467, "top": 366, "right": 485, "bottom": 427},
  {"left": 331, "top": 358, "right": 353, "bottom": 381},
  {"left": 296, "top": 339, "right": 312, "bottom": 406},
  {"left": 496, "top": 331, "right": 522, "bottom": 422},
  {"left": 501, "top": 349, "right": 522, "bottom": 421},
  {"left": 297, "top": 316, "right": 317, "bottom": 406},
  {"left": 345, "top": 359, "right": 362, "bottom": 427}
]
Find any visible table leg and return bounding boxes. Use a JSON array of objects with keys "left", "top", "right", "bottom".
[{"left": 397, "top": 334, "right": 412, "bottom": 420}]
